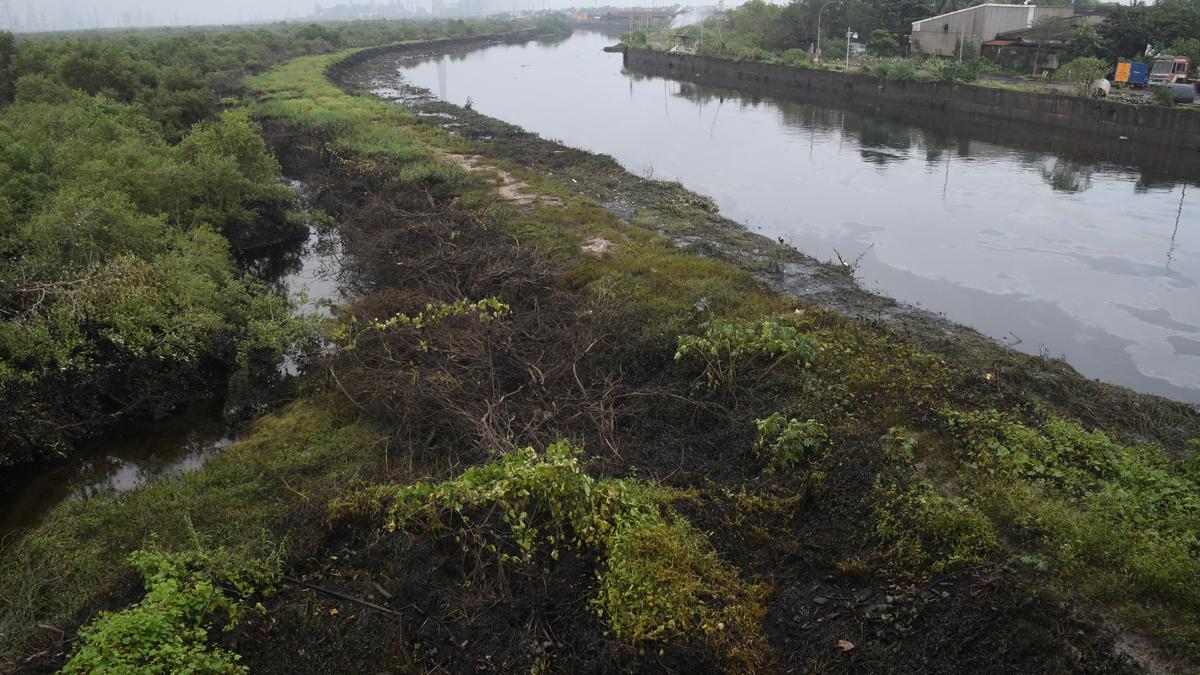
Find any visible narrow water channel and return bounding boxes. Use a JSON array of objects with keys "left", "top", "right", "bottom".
[
  {"left": 382, "top": 30, "right": 1200, "bottom": 404},
  {"left": 0, "top": 180, "right": 346, "bottom": 540}
]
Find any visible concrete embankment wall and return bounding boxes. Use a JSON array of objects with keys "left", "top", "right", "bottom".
[{"left": 624, "top": 48, "right": 1200, "bottom": 153}]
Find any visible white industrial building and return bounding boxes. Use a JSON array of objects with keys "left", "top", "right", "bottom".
[{"left": 911, "top": 4, "right": 1074, "bottom": 57}]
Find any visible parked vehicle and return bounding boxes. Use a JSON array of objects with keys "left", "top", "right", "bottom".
[{"left": 1149, "top": 55, "right": 1191, "bottom": 85}]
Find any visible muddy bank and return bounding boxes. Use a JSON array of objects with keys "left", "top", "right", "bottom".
[
  {"left": 623, "top": 48, "right": 1200, "bottom": 167},
  {"left": 344, "top": 48, "right": 1200, "bottom": 451}
]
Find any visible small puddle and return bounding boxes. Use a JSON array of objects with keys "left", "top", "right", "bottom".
[
  {"left": 0, "top": 178, "right": 346, "bottom": 541},
  {"left": 0, "top": 403, "right": 234, "bottom": 541}
]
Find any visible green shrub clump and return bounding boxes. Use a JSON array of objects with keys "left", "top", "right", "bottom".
[
  {"left": 866, "top": 29, "right": 900, "bottom": 57},
  {"left": 869, "top": 60, "right": 919, "bottom": 81},
  {"left": 63, "top": 548, "right": 279, "bottom": 674},
  {"left": 354, "top": 442, "right": 765, "bottom": 665},
  {"left": 1152, "top": 84, "right": 1178, "bottom": 107},
  {"left": 1054, "top": 57, "right": 1110, "bottom": 97},
  {"left": 675, "top": 319, "right": 815, "bottom": 389},
  {"left": 0, "top": 97, "right": 305, "bottom": 460},
  {"left": 922, "top": 57, "right": 980, "bottom": 83},
  {"left": 753, "top": 413, "right": 828, "bottom": 473}
]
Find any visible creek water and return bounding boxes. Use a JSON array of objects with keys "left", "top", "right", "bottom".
[
  {"left": 0, "top": 180, "right": 345, "bottom": 540},
  {"left": 384, "top": 30, "right": 1200, "bottom": 404}
]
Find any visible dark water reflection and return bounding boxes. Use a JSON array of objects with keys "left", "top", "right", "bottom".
[
  {"left": 388, "top": 30, "right": 1200, "bottom": 403},
  {"left": 0, "top": 404, "right": 234, "bottom": 541}
]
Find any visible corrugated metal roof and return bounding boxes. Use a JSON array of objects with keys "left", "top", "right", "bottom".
[{"left": 983, "top": 39, "right": 1016, "bottom": 46}]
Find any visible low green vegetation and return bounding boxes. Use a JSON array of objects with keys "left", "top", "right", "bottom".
[
  {"left": 942, "top": 410, "right": 1200, "bottom": 652},
  {"left": 674, "top": 319, "right": 815, "bottom": 389},
  {"left": 0, "top": 91, "right": 302, "bottom": 461},
  {"left": 0, "top": 397, "right": 384, "bottom": 659},
  {"left": 63, "top": 547, "right": 279, "bottom": 674},
  {"left": 0, "top": 19, "right": 527, "bottom": 140},
  {"left": 4, "top": 20, "right": 1200, "bottom": 673},
  {"left": 340, "top": 441, "right": 767, "bottom": 668},
  {"left": 873, "top": 469, "right": 999, "bottom": 575},
  {"left": 753, "top": 413, "right": 828, "bottom": 474}
]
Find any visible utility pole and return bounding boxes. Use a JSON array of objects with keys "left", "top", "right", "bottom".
[
  {"left": 958, "top": 19, "right": 964, "bottom": 62},
  {"left": 816, "top": 0, "right": 840, "bottom": 62}
]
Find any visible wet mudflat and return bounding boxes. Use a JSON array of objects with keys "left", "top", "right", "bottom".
[{"left": 381, "top": 30, "right": 1200, "bottom": 404}]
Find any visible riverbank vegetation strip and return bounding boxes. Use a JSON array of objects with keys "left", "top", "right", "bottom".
[
  {"left": 628, "top": 0, "right": 1200, "bottom": 103},
  {"left": 2, "top": 22, "right": 1200, "bottom": 672}
]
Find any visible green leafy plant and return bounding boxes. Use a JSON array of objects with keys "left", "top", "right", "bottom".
[
  {"left": 753, "top": 413, "right": 828, "bottom": 473},
  {"left": 882, "top": 426, "right": 917, "bottom": 462},
  {"left": 63, "top": 548, "right": 279, "bottom": 674},
  {"left": 595, "top": 515, "right": 767, "bottom": 670},
  {"left": 675, "top": 319, "right": 815, "bottom": 389}
]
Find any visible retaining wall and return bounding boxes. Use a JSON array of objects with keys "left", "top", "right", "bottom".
[{"left": 623, "top": 48, "right": 1200, "bottom": 154}]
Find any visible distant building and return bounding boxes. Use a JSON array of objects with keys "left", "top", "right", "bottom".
[
  {"left": 980, "top": 7, "right": 1115, "bottom": 72},
  {"left": 910, "top": 4, "right": 1073, "bottom": 58}
]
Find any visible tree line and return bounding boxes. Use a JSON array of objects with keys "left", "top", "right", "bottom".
[{"left": 686, "top": 0, "right": 1200, "bottom": 65}]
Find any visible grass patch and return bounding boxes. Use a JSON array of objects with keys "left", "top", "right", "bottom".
[
  {"left": 0, "top": 397, "right": 384, "bottom": 660},
  {"left": 944, "top": 410, "right": 1200, "bottom": 658},
  {"left": 872, "top": 469, "right": 1000, "bottom": 576}
]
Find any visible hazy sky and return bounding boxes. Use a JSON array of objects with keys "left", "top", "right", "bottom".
[
  {"left": 2, "top": 0, "right": 325, "bottom": 31},
  {"left": 2, "top": 0, "right": 679, "bottom": 31}
]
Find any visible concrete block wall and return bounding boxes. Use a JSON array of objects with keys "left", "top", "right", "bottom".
[{"left": 623, "top": 48, "right": 1200, "bottom": 154}]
